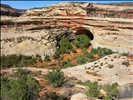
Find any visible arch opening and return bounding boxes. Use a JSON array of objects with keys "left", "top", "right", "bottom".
[{"left": 74, "top": 27, "right": 94, "bottom": 40}]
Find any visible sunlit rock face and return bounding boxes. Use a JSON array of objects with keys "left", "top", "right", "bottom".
[
  {"left": 24, "top": 2, "right": 133, "bottom": 18},
  {"left": 1, "top": 2, "right": 133, "bottom": 56},
  {"left": 70, "top": 93, "right": 89, "bottom": 100}
]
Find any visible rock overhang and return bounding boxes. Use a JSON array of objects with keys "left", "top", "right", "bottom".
[{"left": 72, "top": 26, "right": 94, "bottom": 40}]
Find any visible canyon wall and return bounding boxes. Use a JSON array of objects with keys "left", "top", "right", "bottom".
[{"left": 1, "top": 2, "right": 133, "bottom": 56}]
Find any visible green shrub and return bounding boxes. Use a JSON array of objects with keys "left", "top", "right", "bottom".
[
  {"left": 76, "top": 54, "right": 88, "bottom": 64},
  {"left": 87, "top": 81, "right": 100, "bottom": 98},
  {"left": 85, "top": 52, "right": 94, "bottom": 59},
  {"left": 42, "top": 92, "right": 68, "bottom": 100},
  {"left": 102, "top": 96, "right": 110, "bottom": 100},
  {"left": 71, "top": 48, "right": 77, "bottom": 53},
  {"left": 44, "top": 69, "right": 65, "bottom": 87},
  {"left": 81, "top": 80, "right": 119, "bottom": 99},
  {"left": 73, "top": 34, "right": 90, "bottom": 48},
  {"left": 102, "top": 82, "right": 119, "bottom": 98},
  {"left": 82, "top": 80, "right": 91, "bottom": 86},
  {"left": 59, "top": 38, "right": 73, "bottom": 54},
  {"left": 61, "top": 59, "right": 76, "bottom": 68},
  {"left": 1, "top": 69, "right": 41, "bottom": 100},
  {"left": 53, "top": 38, "right": 73, "bottom": 59},
  {"left": 54, "top": 49, "right": 60, "bottom": 59},
  {"left": 90, "top": 48, "right": 98, "bottom": 54},
  {"left": 83, "top": 49, "right": 88, "bottom": 55},
  {"left": 0, "top": 54, "right": 36, "bottom": 68},
  {"left": 45, "top": 55, "right": 50, "bottom": 61},
  {"left": 65, "top": 49, "right": 70, "bottom": 54},
  {"left": 90, "top": 47, "right": 113, "bottom": 58},
  {"left": 35, "top": 54, "right": 42, "bottom": 61},
  {"left": 87, "top": 58, "right": 96, "bottom": 62}
]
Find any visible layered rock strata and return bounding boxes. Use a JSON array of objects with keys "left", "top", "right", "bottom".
[{"left": 1, "top": 2, "right": 133, "bottom": 56}]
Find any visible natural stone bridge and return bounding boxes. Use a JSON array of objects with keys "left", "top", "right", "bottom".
[{"left": 1, "top": 16, "right": 133, "bottom": 56}]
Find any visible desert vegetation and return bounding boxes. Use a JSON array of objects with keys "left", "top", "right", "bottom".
[
  {"left": 0, "top": 33, "right": 116, "bottom": 100},
  {"left": 44, "top": 69, "right": 65, "bottom": 87},
  {"left": 0, "top": 54, "right": 36, "bottom": 68},
  {"left": 79, "top": 80, "right": 119, "bottom": 99},
  {"left": 0, "top": 34, "right": 114, "bottom": 70},
  {"left": 1, "top": 69, "right": 41, "bottom": 100},
  {"left": 52, "top": 34, "right": 114, "bottom": 69},
  {"left": 41, "top": 91, "right": 68, "bottom": 100},
  {"left": 1, "top": 1, "right": 133, "bottom": 100},
  {"left": 73, "top": 34, "right": 90, "bottom": 48}
]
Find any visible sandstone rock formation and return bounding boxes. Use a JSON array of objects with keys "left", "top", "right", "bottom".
[
  {"left": 62, "top": 53, "right": 133, "bottom": 85},
  {"left": 1, "top": 53, "right": 133, "bottom": 99},
  {"left": 70, "top": 93, "right": 89, "bottom": 100},
  {"left": 23, "top": 2, "right": 133, "bottom": 18},
  {"left": 118, "top": 84, "right": 133, "bottom": 99},
  {"left": 1, "top": 2, "right": 133, "bottom": 56},
  {"left": 23, "top": 2, "right": 88, "bottom": 17},
  {"left": 1, "top": 23, "right": 76, "bottom": 57},
  {"left": 1, "top": 2, "right": 133, "bottom": 100},
  {"left": 88, "top": 3, "right": 133, "bottom": 18}
]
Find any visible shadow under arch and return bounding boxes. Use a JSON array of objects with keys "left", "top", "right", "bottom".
[{"left": 73, "top": 27, "right": 94, "bottom": 40}]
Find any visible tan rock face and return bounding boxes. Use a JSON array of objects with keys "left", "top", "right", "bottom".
[
  {"left": 1, "top": 2, "right": 133, "bottom": 56},
  {"left": 56, "top": 9, "right": 67, "bottom": 16},
  {"left": 100, "top": 89, "right": 107, "bottom": 97},
  {"left": 71, "top": 93, "right": 89, "bottom": 100},
  {"left": 23, "top": 2, "right": 133, "bottom": 18},
  {"left": 24, "top": 2, "right": 88, "bottom": 17},
  {"left": 62, "top": 53, "right": 133, "bottom": 85}
]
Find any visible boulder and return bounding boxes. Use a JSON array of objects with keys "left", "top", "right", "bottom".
[
  {"left": 70, "top": 93, "right": 89, "bottom": 100},
  {"left": 100, "top": 89, "right": 107, "bottom": 97}
]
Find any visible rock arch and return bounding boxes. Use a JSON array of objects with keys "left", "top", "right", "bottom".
[{"left": 72, "top": 26, "right": 94, "bottom": 40}]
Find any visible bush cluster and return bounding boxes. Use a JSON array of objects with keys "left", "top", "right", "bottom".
[
  {"left": 53, "top": 34, "right": 114, "bottom": 67},
  {"left": 0, "top": 54, "right": 36, "bottom": 68},
  {"left": 54, "top": 38, "right": 73, "bottom": 59},
  {"left": 102, "top": 82, "right": 119, "bottom": 98},
  {"left": 42, "top": 92, "right": 68, "bottom": 100},
  {"left": 80, "top": 80, "right": 119, "bottom": 99},
  {"left": 74, "top": 47, "right": 114, "bottom": 65},
  {"left": 61, "top": 58, "right": 76, "bottom": 68},
  {"left": 1, "top": 69, "right": 41, "bottom": 100},
  {"left": 59, "top": 38, "right": 73, "bottom": 54},
  {"left": 44, "top": 69, "right": 65, "bottom": 87},
  {"left": 54, "top": 49, "right": 60, "bottom": 59},
  {"left": 90, "top": 47, "right": 113, "bottom": 57},
  {"left": 44, "top": 55, "right": 50, "bottom": 61},
  {"left": 73, "top": 34, "right": 90, "bottom": 48},
  {"left": 76, "top": 54, "right": 88, "bottom": 64},
  {"left": 54, "top": 34, "right": 91, "bottom": 59}
]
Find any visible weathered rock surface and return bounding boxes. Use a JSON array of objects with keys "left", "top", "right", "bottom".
[
  {"left": 118, "top": 84, "right": 133, "bottom": 99},
  {"left": 70, "top": 93, "right": 89, "bottom": 100},
  {"left": 1, "top": 24, "right": 75, "bottom": 57},
  {"left": 23, "top": 2, "right": 133, "bottom": 18},
  {"left": 1, "top": 53, "right": 133, "bottom": 99},
  {"left": 62, "top": 53, "right": 133, "bottom": 86},
  {"left": 1, "top": 2, "right": 133, "bottom": 56}
]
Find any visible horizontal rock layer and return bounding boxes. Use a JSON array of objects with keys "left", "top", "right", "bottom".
[{"left": 1, "top": 2, "right": 133, "bottom": 56}]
